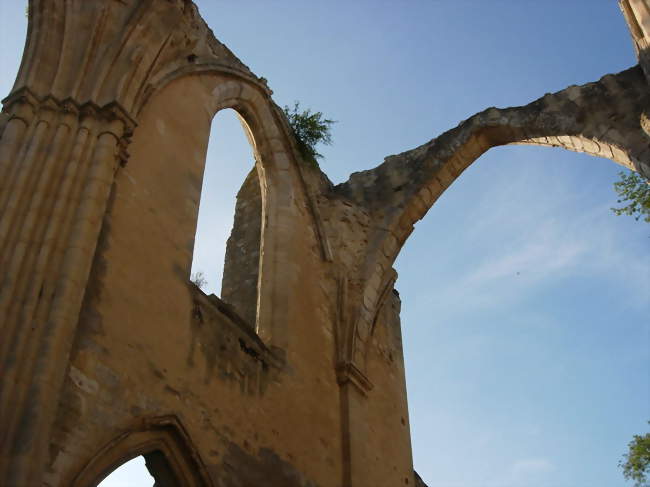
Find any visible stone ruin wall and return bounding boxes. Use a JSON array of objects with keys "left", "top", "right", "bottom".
[
  {"left": 221, "top": 167, "right": 262, "bottom": 328},
  {"left": 0, "top": 1, "right": 649, "bottom": 486}
]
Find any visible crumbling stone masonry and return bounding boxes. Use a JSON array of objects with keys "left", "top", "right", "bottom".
[{"left": 0, "top": 1, "right": 648, "bottom": 486}]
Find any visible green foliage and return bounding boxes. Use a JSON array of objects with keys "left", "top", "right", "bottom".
[
  {"left": 620, "top": 425, "right": 650, "bottom": 487},
  {"left": 283, "top": 102, "right": 335, "bottom": 166},
  {"left": 611, "top": 170, "right": 650, "bottom": 222}
]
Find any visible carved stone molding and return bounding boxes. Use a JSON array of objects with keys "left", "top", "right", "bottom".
[
  {"left": 2, "top": 87, "right": 137, "bottom": 166},
  {"left": 70, "top": 415, "right": 213, "bottom": 487},
  {"left": 336, "top": 361, "right": 373, "bottom": 396}
]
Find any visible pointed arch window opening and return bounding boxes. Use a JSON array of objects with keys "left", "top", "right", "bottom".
[{"left": 190, "top": 108, "right": 263, "bottom": 329}]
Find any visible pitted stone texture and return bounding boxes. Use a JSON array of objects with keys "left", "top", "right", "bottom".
[{"left": 221, "top": 167, "right": 262, "bottom": 328}]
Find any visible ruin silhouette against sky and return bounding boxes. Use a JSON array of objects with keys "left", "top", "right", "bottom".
[{"left": 0, "top": 1, "right": 647, "bottom": 486}]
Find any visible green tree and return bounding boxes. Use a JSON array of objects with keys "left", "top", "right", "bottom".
[
  {"left": 283, "top": 102, "right": 335, "bottom": 166},
  {"left": 620, "top": 425, "right": 650, "bottom": 487},
  {"left": 611, "top": 170, "right": 650, "bottom": 222}
]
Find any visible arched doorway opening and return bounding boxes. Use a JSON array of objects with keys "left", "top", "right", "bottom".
[
  {"left": 98, "top": 456, "right": 153, "bottom": 486},
  {"left": 71, "top": 419, "right": 212, "bottom": 487}
]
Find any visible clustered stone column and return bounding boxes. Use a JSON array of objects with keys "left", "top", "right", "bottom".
[
  {"left": 0, "top": 88, "right": 133, "bottom": 486},
  {"left": 620, "top": 0, "right": 650, "bottom": 80}
]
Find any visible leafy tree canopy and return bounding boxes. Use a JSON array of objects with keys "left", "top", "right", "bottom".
[
  {"left": 283, "top": 102, "right": 335, "bottom": 166},
  {"left": 611, "top": 170, "right": 650, "bottom": 222},
  {"left": 620, "top": 424, "right": 650, "bottom": 487}
]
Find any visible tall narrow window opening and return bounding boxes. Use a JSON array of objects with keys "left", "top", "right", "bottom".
[{"left": 190, "top": 109, "right": 261, "bottom": 328}]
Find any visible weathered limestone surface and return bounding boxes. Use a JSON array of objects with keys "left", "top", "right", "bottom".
[
  {"left": 221, "top": 167, "right": 262, "bottom": 328},
  {"left": 621, "top": 0, "right": 650, "bottom": 81},
  {"left": 0, "top": 1, "right": 648, "bottom": 486}
]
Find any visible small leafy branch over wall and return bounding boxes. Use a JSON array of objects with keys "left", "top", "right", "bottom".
[
  {"left": 611, "top": 170, "right": 650, "bottom": 223},
  {"left": 190, "top": 271, "right": 207, "bottom": 290},
  {"left": 283, "top": 102, "right": 335, "bottom": 167}
]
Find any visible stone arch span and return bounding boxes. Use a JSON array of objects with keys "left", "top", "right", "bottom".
[{"left": 334, "top": 65, "right": 650, "bottom": 370}]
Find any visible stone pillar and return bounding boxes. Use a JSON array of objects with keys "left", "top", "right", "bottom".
[
  {"left": 0, "top": 88, "right": 133, "bottom": 486},
  {"left": 335, "top": 276, "right": 376, "bottom": 487},
  {"left": 620, "top": 0, "right": 650, "bottom": 82},
  {"left": 338, "top": 365, "right": 373, "bottom": 487},
  {"left": 221, "top": 167, "right": 262, "bottom": 327}
]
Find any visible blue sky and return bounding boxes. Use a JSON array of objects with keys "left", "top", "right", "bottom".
[{"left": 1, "top": 2, "right": 648, "bottom": 486}]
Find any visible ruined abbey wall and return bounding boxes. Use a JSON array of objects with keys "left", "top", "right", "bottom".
[{"left": 0, "top": 1, "right": 649, "bottom": 486}]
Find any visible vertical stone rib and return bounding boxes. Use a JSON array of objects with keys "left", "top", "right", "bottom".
[
  {"left": 0, "top": 116, "right": 92, "bottom": 377},
  {"left": 0, "top": 115, "right": 41, "bottom": 219},
  {"left": 0, "top": 114, "right": 53, "bottom": 259},
  {"left": 72, "top": 3, "right": 109, "bottom": 98},
  {"left": 0, "top": 117, "right": 123, "bottom": 487},
  {"left": 0, "top": 99, "right": 36, "bottom": 200},
  {"left": 8, "top": 114, "right": 79, "bottom": 350},
  {"left": 0, "top": 120, "right": 27, "bottom": 183},
  {"left": 91, "top": 0, "right": 154, "bottom": 104},
  {"left": 27, "top": 125, "right": 92, "bottom": 327},
  {"left": 32, "top": 117, "right": 97, "bottom": 329},
  {"left": 2, "top": 119, "right": 73, "bottom": 324}
]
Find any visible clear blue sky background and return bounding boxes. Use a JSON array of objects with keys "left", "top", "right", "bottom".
[{"left": 1, "top": 2, "right": 648, "bottom": 486}]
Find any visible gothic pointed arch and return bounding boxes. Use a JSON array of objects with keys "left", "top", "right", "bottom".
[
  {"left": 333, "top": 65, "right": 650, "bottom": 374},
  {"left": 71, "top": 416, "right": 211, "bottom": 487}
]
